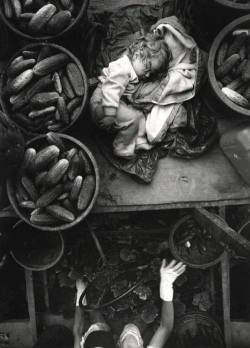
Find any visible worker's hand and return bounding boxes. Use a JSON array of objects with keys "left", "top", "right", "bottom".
[
  {"left": 76, "top": 279, "right": 87, "bottom": 306},
  {"left": 160, "top": 259, "right": 186, "bottom": 302}
]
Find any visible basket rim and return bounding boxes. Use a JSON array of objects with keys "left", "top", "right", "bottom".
[
  {"left": 169, "top": 215, "right": 224, "bottom": 269},
  {"left": 173, "top": 311, "right": 224, "bottom": 345},
  {"left": 11, "top": 227, "right": 64, "bottom": 271},
  {"left": 208, "top": 14, "right": 250, "bottom": 118},
  {"left": 10, "top": 227, "right": 65, "bottom": 272},
  {"left": 0, "top": 42, "right": 89, "bottom": 137},
  {"left": 0, "top": 0, "right": 89, "bottom": 41},
  {"left": 215, "top": 0, "right": 250, "bottom": 10},
  {"left": 6, "top": 133, "right": 100, "bottom": 232}
]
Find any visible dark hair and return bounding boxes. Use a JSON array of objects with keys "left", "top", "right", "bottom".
[
  {"left": 84, "top": 330, "right": 115, "bottom": 348},
  {"left": 127, "top": 31, "right": 172, "bottom": 78}
]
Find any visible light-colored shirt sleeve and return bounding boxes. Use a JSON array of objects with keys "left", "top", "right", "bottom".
[{"left": 101, "top": 57, "right": 132, "bottom": 111}]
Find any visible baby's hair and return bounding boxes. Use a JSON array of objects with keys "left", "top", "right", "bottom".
[{"left": 127, "top": 31, "right": 172, "bottom": 78}]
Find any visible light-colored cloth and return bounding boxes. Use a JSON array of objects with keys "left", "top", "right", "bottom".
[
  {"left": 98, "top": 54, "right": 139, "bottom": 116},
  {"left": 145, "top": 16, "right": 199, "bottom": 143},
  {"left": 151, "top": 22, "right": 198, "bottom": 106}
]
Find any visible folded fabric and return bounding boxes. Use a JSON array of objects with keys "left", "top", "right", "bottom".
[
  {"left": 145, "top": 16, "right": 200, "bottom": 143},
  {"left": 146, "top": 103, "right": 187, "bottom": 144}
]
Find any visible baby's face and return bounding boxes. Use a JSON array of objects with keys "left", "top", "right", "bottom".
[
  {"left": 131, "top": 53, "right": 151, "bottom": 79},
  {"left": 132, "top": 53, "right": 164, "bottom": 79}
]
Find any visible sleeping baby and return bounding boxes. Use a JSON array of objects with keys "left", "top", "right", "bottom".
[{"left": 89, "top": 31, "right": 171, "bottom": 159}]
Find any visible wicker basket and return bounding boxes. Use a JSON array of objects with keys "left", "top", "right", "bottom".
[
  {"left": 7, "top": 133, "right": 100, "bottom": 232},
  {"left": 0, "top": 42, "right": 88, "bottom": 137},
  {"left": 11, "top": 222, "right": 64, "bottom": 271},
  {"left": 0, "top": 0, "right": 89, "bottom": 41},
  {"left": 171, "top": 312, "right": 225, "bottom": 348},
  {"left": 208, "top": 15, "right": 250, "bottom": 118},
  {"left": 169, "top": 215, "right": 224, "bottom": 269}
]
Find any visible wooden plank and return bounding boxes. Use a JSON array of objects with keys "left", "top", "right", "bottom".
[
  {"left": 231, "top": 321, "right": 250, "bottom": 348},
  {"left": 90, "top": 144, "right": 250, "bottom": 211},
  {"left": 93, "top": 198, "right": 250, "bottom": 213},
  {"left": 88, "top": 0, "right": 173, "bottom": 13},
  {"left": 221, "top": 253, "right": 232, "bottom": 348},
  {"left": 25, "top": 270, "right": 37, "bottom": 344},
  {"left": 69, "top": 109, "right": 250, "bottom": 212},
  {"left": 194, "top": 208, "right": 250, "bottom": 259}
]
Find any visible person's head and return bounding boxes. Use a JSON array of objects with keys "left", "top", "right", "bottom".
[
  {"left": 127, "top": 32, "right": 171, "bottom": 80},
  {"left": 84, "top": 330, "right": 115, "bottom": 348}
]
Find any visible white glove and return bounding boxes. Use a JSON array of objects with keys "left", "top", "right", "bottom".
[
  {"left": 160, "top": 259, "right": 186, "bottom": 301},
  {"left": 76, "top": 279, "right": 87, "bottom": 306}
]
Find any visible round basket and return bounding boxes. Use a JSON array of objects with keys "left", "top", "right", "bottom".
[
  {"left": 169, "top": 215, "right": 224, "bottom": 269},
  {"left": 208, "top": 15, "right": 250, "bottom": 118},
  {"left": 0, "top": 42, "right": 88, "bottom": 137},
  {"left": 172, "top": 311, "right": 225, "bottom": 348},
  {"left": 6, "top": 133, "right": 100, "bottom": 232},
  {"left": 0, "top": 0, "right": 89, "bottom": 41},
  {"left": 11, "top": 222, "right": 64, "bottom": 271}
]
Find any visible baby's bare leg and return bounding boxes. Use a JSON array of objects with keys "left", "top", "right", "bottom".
[
  {"left": 113, "top": 102, "right": 144, "bottom": 158},
  {"left": 136, "top": 115, "right": 153, "bottom": 151}
]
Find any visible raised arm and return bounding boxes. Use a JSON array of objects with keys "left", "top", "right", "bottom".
[
  {"left": 148, "top": 259, "right": 186, "bottom": 348},
  {"left": 73, "top": 279, "right": 87, "bottom": 348}
]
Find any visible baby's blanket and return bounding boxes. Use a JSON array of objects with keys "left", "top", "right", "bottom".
[{"left": 126, "top": 16, "right": 206, "bottom": 144}]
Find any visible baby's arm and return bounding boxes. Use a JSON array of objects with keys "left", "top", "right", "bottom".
[{"left": 101, "top": 59, "right": 131, "bottom": 119}]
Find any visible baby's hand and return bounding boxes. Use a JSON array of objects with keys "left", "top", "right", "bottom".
[{"left": 100, "top": 116, "right": 115, "bottom": 131}]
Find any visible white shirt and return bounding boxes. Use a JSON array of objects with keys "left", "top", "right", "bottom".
[{"left": 98, "top": 55, "right": 139, "bottom": 115}]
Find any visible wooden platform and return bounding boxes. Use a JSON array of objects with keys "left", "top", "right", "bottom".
[{"left": 86, "top": 118, "right": 250, "bottom": 213}]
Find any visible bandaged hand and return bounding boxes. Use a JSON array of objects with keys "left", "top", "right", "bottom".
[
  {"left": 160, "top": 259, "right": 186, "bottom": 302},
  {"left": 76, "top": 279, "right": 87, "bottom": 306}
]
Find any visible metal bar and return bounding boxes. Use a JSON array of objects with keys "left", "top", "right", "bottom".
[
  {"left": 209, "top": 267, "right": 216, "bottom": 317},
  {"left": 86, "top": 220, "right": 107, "bottom": 266},
  {"left": 219, "top": 207, "right": 232, "bottom": 348},
  {"left": 194, "top": 208, "right": 250, "bottom": 259},
  {"left": 42, "top": 271, "right": 50, "bottom": 312},
  {"left": 221, "top": 253, "right": 232, "bottom": 348},
  {"left": 25, "top": 269, "right": 37, "bottom": 344}
]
